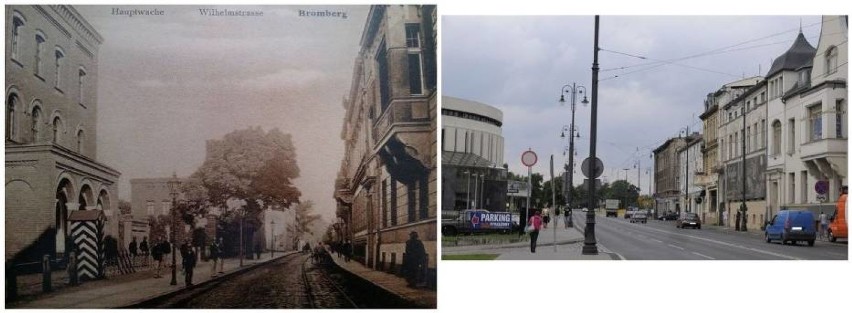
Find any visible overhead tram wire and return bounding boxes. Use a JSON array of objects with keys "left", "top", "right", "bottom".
[{"left": 596, "top": 17, "right": 835, "bottom": 81}]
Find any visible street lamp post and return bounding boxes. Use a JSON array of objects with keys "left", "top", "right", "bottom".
[
  {"left": 270, "top": 219, "right": 275, "bottom": 258},
  {"left": 167, "top": 173, "right": 180, "bottom": 286},
  {"left": 560, "top": 82, "right": 587, "bottom": 230},
  {"left": 583, "top": 15, "right": 601, "bottom": 255},
  {"left": 680, "top": 126, "right": 691, "bottom": 214},
  {"left": 479, "top": 173, "right": 486, "bottom": 211},
  {"left": 740, "top": 103, "right": 748, "bottom": 231},
  {"left": 464, "top": 170, "right": 471, "bottom": 210}
]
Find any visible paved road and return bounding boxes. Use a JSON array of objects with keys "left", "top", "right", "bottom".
[
  {"left": 575, "top": 212, "right": 847, "bottom": 260},
  {"left": 142, "top": 253, "right": 411, "bottom": 308}
]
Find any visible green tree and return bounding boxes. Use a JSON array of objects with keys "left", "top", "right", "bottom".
[{"left": 609, "top": 180, "right": 640, "bottom": 208}]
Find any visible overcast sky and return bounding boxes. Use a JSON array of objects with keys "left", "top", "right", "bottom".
[
  {"left": 77, "top": 5, "right": 368, "bottom": 223},
  {"left": 442, "top": 15, "right": 828, "bottom": 193}
]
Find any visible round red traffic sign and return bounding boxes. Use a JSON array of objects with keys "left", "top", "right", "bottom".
[{"left": 521, "top": 150, "right": 538, "bottom": 167}]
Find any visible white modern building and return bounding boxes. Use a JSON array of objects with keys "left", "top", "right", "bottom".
[{"left": 441, "top": 96, "right": 507, "bottom": 212}]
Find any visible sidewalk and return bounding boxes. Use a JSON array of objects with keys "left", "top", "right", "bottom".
[
  {"left": 442, "top": 222, "right": 586, "bottom": 253},
  {"left": 9, "top": 252, "right": 294, "bottom": 308},
  {"left": 328, "top": 253, "right": 436, "bottom": 308},
  {"left": 494, "top": 242, "right": 621, "bottom": 260}
]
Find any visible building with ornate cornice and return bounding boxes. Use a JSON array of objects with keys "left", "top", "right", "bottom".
[
  {"left": 766, "top": 16, "right": 847, "bottom": 219},
  {"left": 5, "top": 5, "right": 120, "bottom": 268},
  {"left": 333, "top": 5, "right": 436, "bottom": 287}
]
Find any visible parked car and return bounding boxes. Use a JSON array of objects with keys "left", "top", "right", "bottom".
[
  {"left": 676, "top": 213, "right": 701, "bottom": 229},
  {"left": 581, "top": 207, "right": 588, "bottom": 212},
  {"left": 658, "top": 212, "right": 679, "bottom": 221},
  {"left": 629, "top": 211, "right": 648, "bottom": 224},
  {"left": 765, "top": 210, "right": 816, "bottom": 246}
]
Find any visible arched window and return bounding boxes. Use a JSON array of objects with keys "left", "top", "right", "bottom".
[
  {"left": 11, "top": 16, "right": 24, "bottom": 61},
  {"left": 31, "top": 106, "right": 42, "bottom": 143},
  {"left": 772, "top": 120, "right": 782, "bottom": 156},
  {"left": 826, "top": 46, "right": 838, "bottom": 75},
  {"left": 6, "top": 94, "right": 19, "bottom": 140},
  {"left": 78, "top": 69, "right": 86, "bottom": 104},
  {"left": 54, "top": 48, "right": 65, "bottom": 90},
  {"left": 52, "top": 116, "right": 61, "bottom": 144},
  {"left": 35, "top": 33, "right": 46, "bottom": 76},
  {"left": 76, "top": 129, "right": 84, "bottom": 153}
]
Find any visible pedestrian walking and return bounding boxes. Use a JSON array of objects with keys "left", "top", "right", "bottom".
[
  {"left": 542, "top": 208, "right": 550, "bottom": 229},
  {"left": 209, "top": 238, "right": 221, "bottom": 277},
  {"left": 183, "top": 245, "right": 197, "bottom": 286},
  {"left": 152, "top": 238, "right": 165, "bottom": 278},
  {"left": 527, "top": 210, "right": 543, "bottom": 253},
  {"left": 179, "top": 240, "right": 190, "bottom": 276},
  {"left": 819, "top": 211, "right": 829, "bottom": 239},
  {"left": 255, "top": 242, "right": 262, "bottom": 260},
  {"left": 563, "top": 207, "right": 571, "bottom": 229},
  {"left": 140, "top": 237, "right": 149, "bottom": 256},
  {"left": 403, "top": 231, "right": 427, "bottom": 288},
  {"left": 129, "top": 237, "right": 138, "bottom": 259},
  {"left": 343, "top": 240, "right": 352, "bottom": 262},
  {"left": 216, "top": 237, "right": 225, "bottom": 273},
  {"left": 518, "top": 207, "right": 528, "bottom": 238}
]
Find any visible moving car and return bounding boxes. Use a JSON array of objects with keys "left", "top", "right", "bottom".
[
  {"left": 828, "top": 192, "right": 847, "bottom": 242},
  {"left": 581, "top": 207, "right": 588, "bottom": 212},
  {"left": 765, "top": 210, "right": 816, "bottom": 246},
  {"left": 658, "top": 212, "right": 679, "bottom": 221},
  {"left": 676, "top": 213, "right": 701, "bottom": 229},
  {"left": 624, "top": 207, "right": 639, "bottom": 219},
  {"left": 629, "top": 211, "right": 648, "bottom": 223}
]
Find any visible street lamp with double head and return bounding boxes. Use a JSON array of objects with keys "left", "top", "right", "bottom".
[
  {"left": 559, "top": 83, "right": 587, "bottom": 230},
  {"left": 167, "top": 173, "right": 181, "bottom": 286}
]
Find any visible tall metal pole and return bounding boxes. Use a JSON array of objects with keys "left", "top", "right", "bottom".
[
  {"left": 473, "top": 172, "right": 479, "bottom": 210},
  {"left": 567, "top": 84, "right": 576, "bottom": 228},
  {"left": 170, "top": 194, "right": 177, "bottom": 286},
  {"left": 465, "top": 171, "right": 471, "bottom": 210},
  {"left": 527, "top": 151, "right": 532, "bottom": 223},
  {"left": 480, "top": 174, "right": 486, "bottom": 211},
  {"left": 741, "top": 104, "right": 748, "bottom": 231},
  {"left": 686, "top": 125, "right": 690, "bottom": 213},
  {"left": 583, "top": 15, "right": 600, "bottom": 255},
  {"left": 550, "top": 155, "right": 557, "bottom": 252}
]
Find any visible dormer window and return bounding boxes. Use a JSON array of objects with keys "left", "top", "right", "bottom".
[
  {"left": 825, "top": 46, "right": 838, "bottom": 75},
  {"left": 798, "top": 68, "right": 811, "bottom": 85}
]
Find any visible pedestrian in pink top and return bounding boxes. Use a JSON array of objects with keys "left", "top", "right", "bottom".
[{"left": 528, "top": 210, "right": 543, "bottom": 253}]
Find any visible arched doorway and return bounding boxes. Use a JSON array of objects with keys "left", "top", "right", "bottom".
[
  {"left": 79, "top": 184, "right": 94, "bottom": 211},
  {"left": 55, "top": 179, "right": 74, "bottom": 258}
]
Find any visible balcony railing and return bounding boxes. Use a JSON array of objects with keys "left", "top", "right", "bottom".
[{"left": 372, "top": 99, "right": 431, "bottom": 144}]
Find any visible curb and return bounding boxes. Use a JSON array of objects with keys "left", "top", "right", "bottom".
[
  {"left": 326, "top": 257, "right": 434, "bottom": 309},
  {"left": 121, "top": 251, "right": 298, "bottom": 308}
]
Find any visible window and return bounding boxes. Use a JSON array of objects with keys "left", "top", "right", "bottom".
[
  {"left": 376, "top": 41, "right": 390, "bottom": 112},
  {"left": 789, "top": 172, "right": 796, "bottom": 203},
  {"left": 808, "top": 104, "right": 822, "bottom": 141},
  {"left": 381, "top": 179, "right": 388, "bottom": 228},
  {"left": 760, "top": 92, "right": 765, "bottom": 103},
  {"left": 799, "top": 69, "right": 810, "bottom": 85},
  {"left": 390, "top": 179, "right": 398, "bottom": 226},
  {"left": 772, "top": 121, "right": 782, "bottom": 155},
  {"left": 11, "top": 17, "right": 24, "bottom": 61},
  {"left": 405, "top": 24, "right": 421, "bottom": 48},
  {"left": 801, "top": 171, "right": 808, "bottom": 203},
  {"left": 405, "top": 24, "right": 424, "bottom": 95},
  {"left": 761, "top": 120, "right": 767, "bottom": 148},
  {"left": 826, "top": 46, "right": 839, "bottom": 75},
  {"left": 161, "top": 200, "right": 170, "bottom": 216},
  {"left": 78, "top": 69, "right": 86, "bottom": 104},
  {"left": 146, "top": 201, "right": 155, "bottom": 216},
  {"left": 787, "top": 119, "right": 795, "bottom": 155},
  {"left": 31, "top": 106, "right": 41, "bottom": 143},
  {"left": 407, "top": 53, "right": 423, "bottom": 95},
  {"left": 7, "top": 94, "right": 20, "bottom": 140},
  {"left": 35, "top": 34, "right": 45, "bottom": 76},
  {"left": 746, "top": 127, "right": 750, "bottom": 152},
  {"left": 407, "top": 182, "right": 417, "bottom": 223},
  {"left": 54, "top": 49, "right": 65, "bottom": 90},
  {"left": 837, "top": 100, "right": 845, "bottom": 138},
  {"left": 76, "top": 129, "right": 84, "bottom": 153},
  {"left": 52, "top": 117, "right": 61, "bottom": 144}
]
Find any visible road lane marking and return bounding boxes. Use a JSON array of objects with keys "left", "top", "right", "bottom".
[
  {"left": 650, "top": 239, "right": 663, "bottom": 243},
  {"left": 692, "top": 252, "right": 715, "bottom": 259},
  {"left": 635, "top": 226, "right": 801, "bottom": 260},
  {"left": 667, "top": 244, "right": 685, "bottom": 250}
]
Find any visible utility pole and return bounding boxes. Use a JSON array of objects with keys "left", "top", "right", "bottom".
[
  {"left": 582, "top": 15, "right": 600, "bottom": 255},
  {"left": 741, "top": 103, "right": 748, "bottom": 231}
]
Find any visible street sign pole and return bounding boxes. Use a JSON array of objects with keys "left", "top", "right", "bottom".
[
  {"left": 521, "top": 149, "right": 538, "bottom": 228},
  {"left": 550, "top": 155, "right": 557, "bottom": 252}
]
